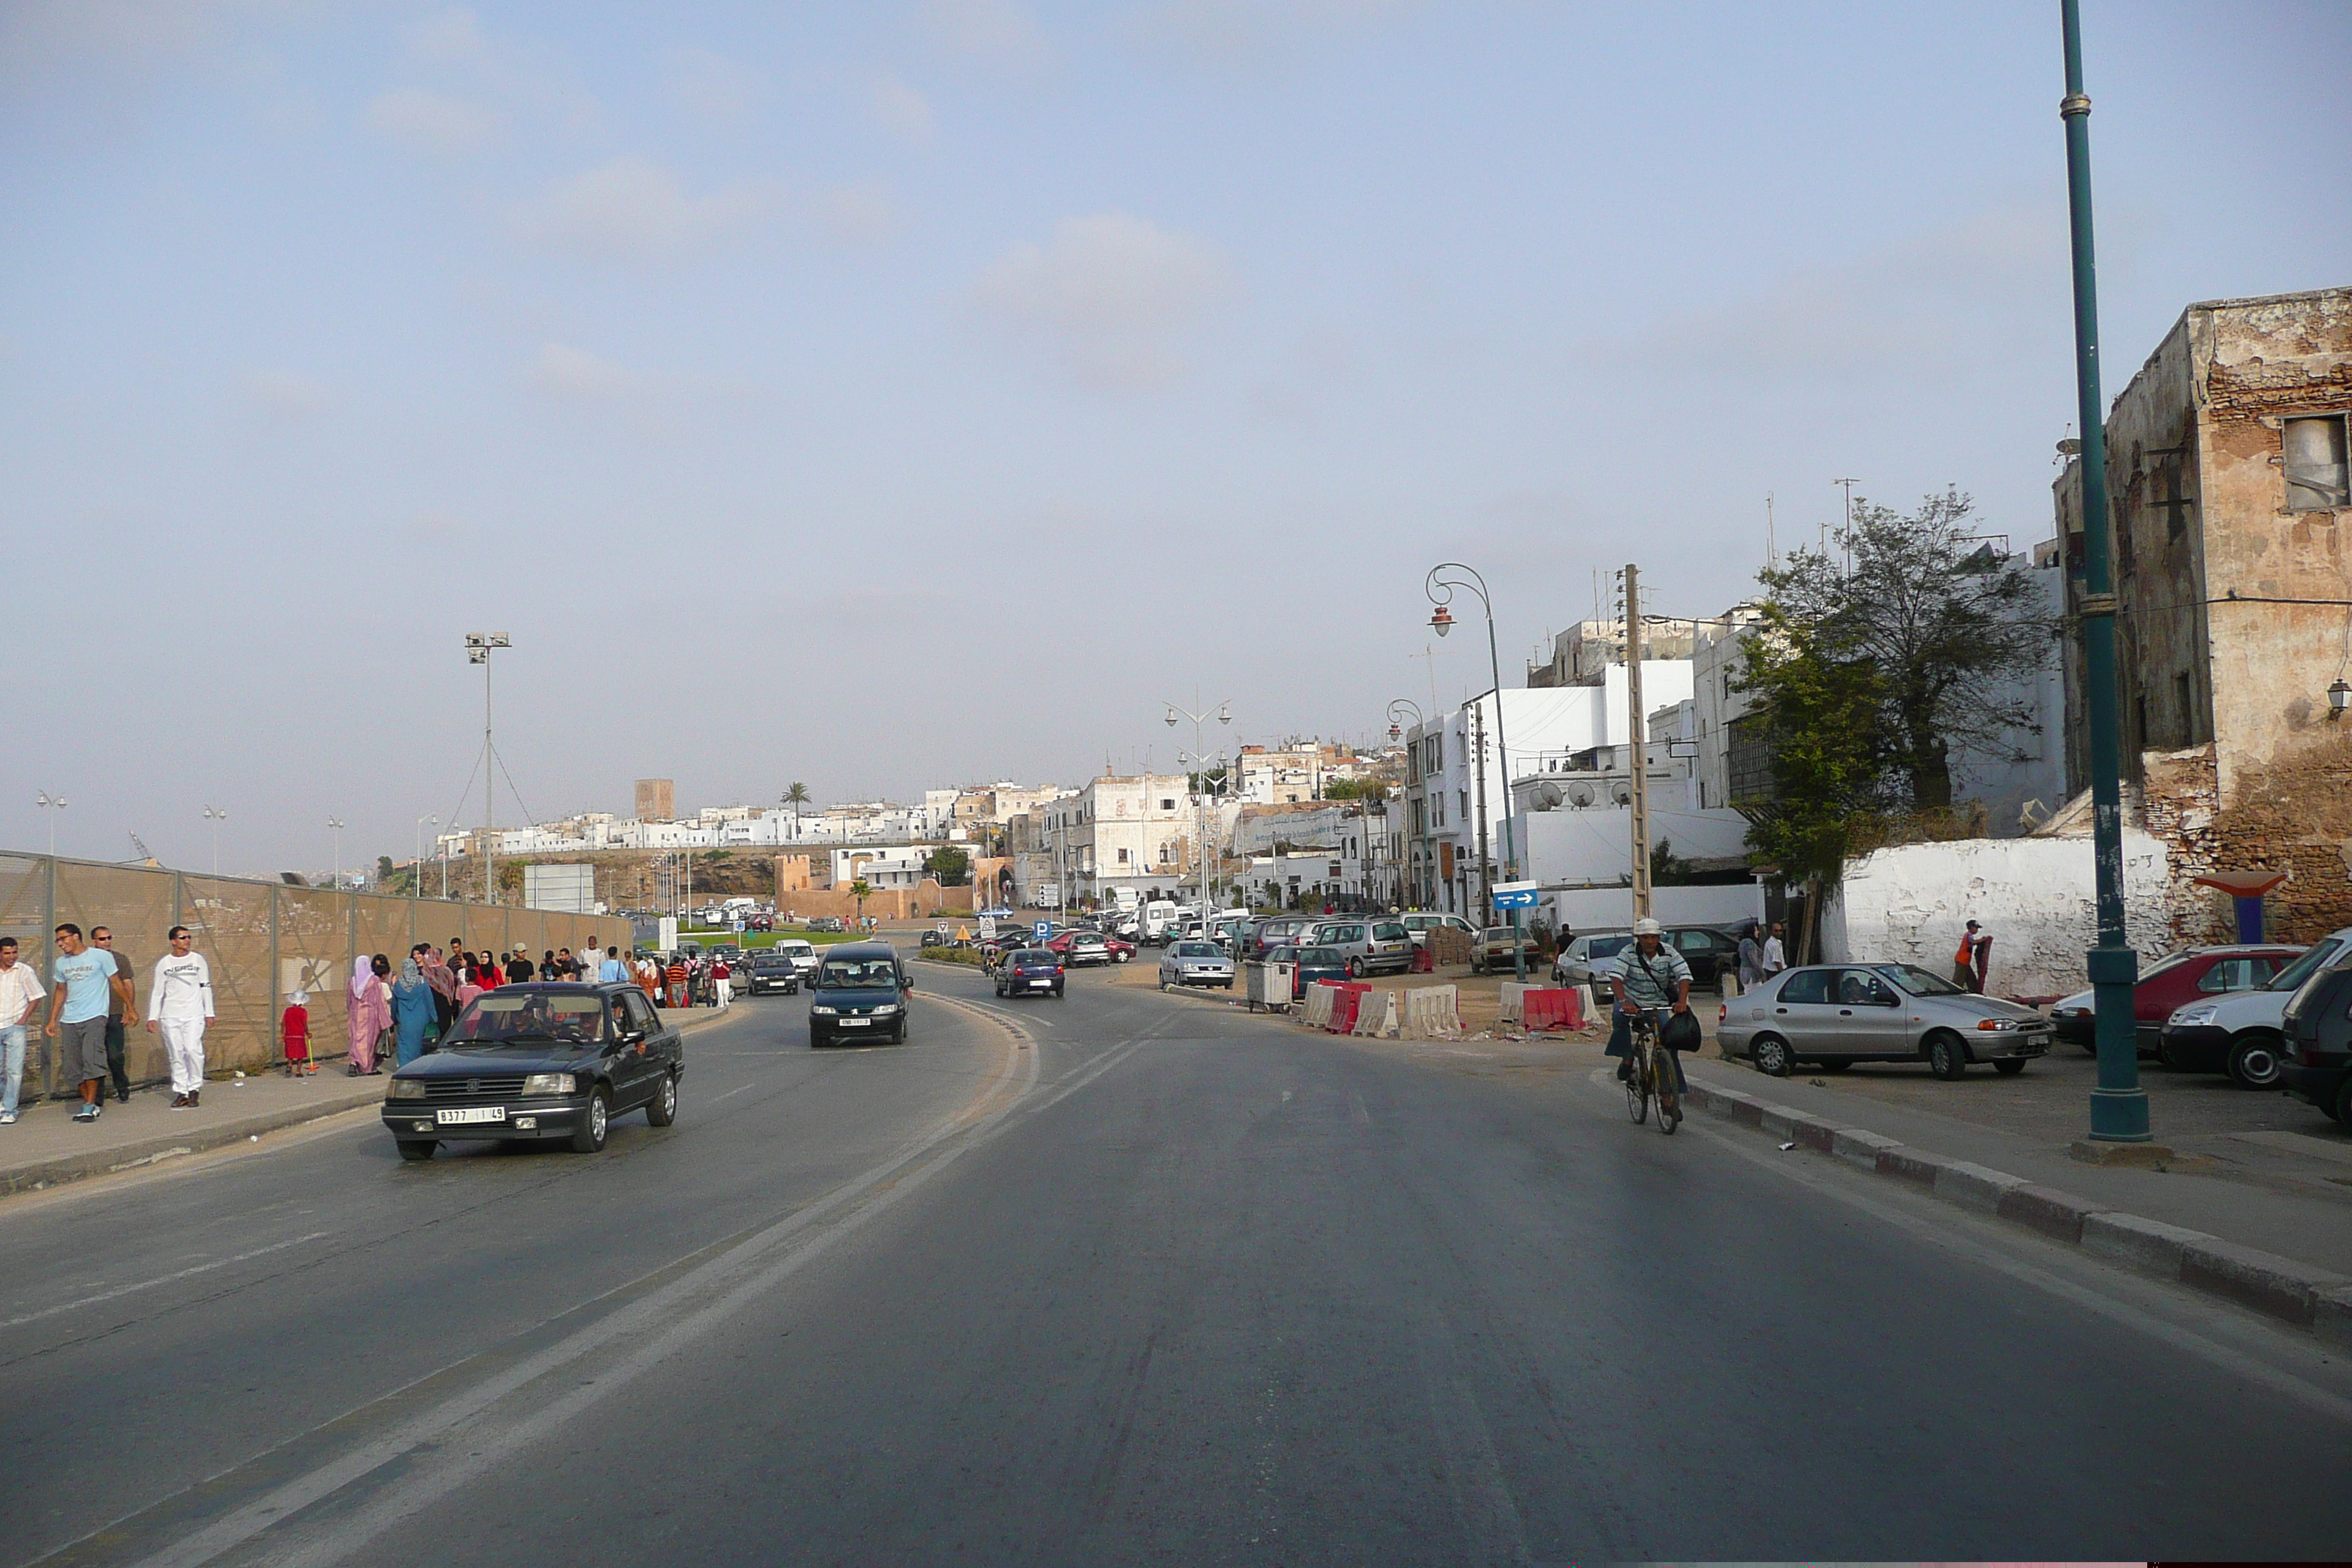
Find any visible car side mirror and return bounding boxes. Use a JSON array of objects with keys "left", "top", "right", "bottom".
[{"left": 902, "top": 979, "right": 913, "bottom": 993}]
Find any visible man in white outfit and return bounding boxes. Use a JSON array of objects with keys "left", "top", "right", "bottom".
[{"left": 146, "top": 925, "right": 215, "bottom": 1108}]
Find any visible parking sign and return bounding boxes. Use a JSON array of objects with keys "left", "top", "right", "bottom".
[{"left": 1033, "top": 920, "right": 1050, "bottom": 942}]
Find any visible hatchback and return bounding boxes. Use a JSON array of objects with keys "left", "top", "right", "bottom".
[
  {"left": 994, "top": 949, "right": 1066, "bottom": 1000},
  {"left": 1719, "top": 962, "right": 2053, "bottom": 1079},
  {"left": 1553, "top": 932, "right": 1635, "bottom": 987},
  {"left": 1307, "top": 918, "right": 1413, "bottom": 977},
  {"left": 1160, "top": 941, "right": 1235, "bottom": 990},
  {"left": 2280, "top": 951, "right": 2352, "bottom": 1124}
]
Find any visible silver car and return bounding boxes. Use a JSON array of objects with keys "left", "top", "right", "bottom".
[
  {"left": 1307, "top": 918, "right": 1413, "bottom": 977},
  {"left": 1716, "top": 962, "right": 2054, "bottom": 1079},
  {"left": 1160, "top": 940, "right": 1235, "bottom": 990},
  {"left": 1553, "top": 931, "right": 1634, "bottom": 987}
]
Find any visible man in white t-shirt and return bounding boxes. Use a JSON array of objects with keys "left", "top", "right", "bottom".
[
  {"left": 0, "top": 937, "right": 45, "bottom": 1126},
  {"left": 146, "top": 925, "right": 216, "bottom": 1108}
]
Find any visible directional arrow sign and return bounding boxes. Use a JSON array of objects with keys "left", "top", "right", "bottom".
[{"left": 1490, "top": 882, "right": 1540, "bottom": 910}]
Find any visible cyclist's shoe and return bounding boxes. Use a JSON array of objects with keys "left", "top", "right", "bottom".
[{"left": 1615, "top": 1059, "right": 1631, "bottom": 1082}]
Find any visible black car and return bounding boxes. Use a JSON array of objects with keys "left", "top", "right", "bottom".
[
  {"left": 382, "top": 984, "right": 682, "bottom": 1161},
  {"left": 744, "top": 955, "right": 800, "bottom": 995},
  {"left": 2280, "top": 953, "right": 2352, "bottom": 1124},
  {"left": 809, "top": 941, "right": 915, "bottom": 1046},
  {"left": 994, "top": 948, "right": 1066, "bottom": 999}
]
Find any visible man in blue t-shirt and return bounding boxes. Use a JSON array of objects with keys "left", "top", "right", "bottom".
[{"left": 45, "top": 924, "right": 135, "bottom": 1123}]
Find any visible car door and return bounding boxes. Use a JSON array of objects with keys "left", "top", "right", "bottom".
[
  {"left": 636, "top": 988, "right": 682, "bottom": 1084},
  {"left": 612, "top": 990, "right": 661, "bottom": 1106},
  {"left": 1766, "top": 968, "right": 1847, "bottom": 1058},
  {"left": 1835, "top": 968, "right": 1908, "bottom": 1052}
]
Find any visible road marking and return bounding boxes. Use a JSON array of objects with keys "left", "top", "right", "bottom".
[
  {"left": 66, "top": 1025, "right": 1037, "bottom": 1568},
  {"left": 0, "top": 1232, "right": 331, "bottom": 1331},
  {"left": 708, "top": 1082, "right": 755, "bottom": 1104}
]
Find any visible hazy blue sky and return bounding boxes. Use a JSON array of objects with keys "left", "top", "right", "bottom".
[{"left": 4, "top": 1, "right": 2346, "bottom": 875}]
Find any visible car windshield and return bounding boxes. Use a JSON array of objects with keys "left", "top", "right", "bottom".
[
  {"left": 817, "top": 959, "right": 900, "bottom": 990},
  {"left": 1877, "top": 964, "right": 1967, "bottom": 997},
  {"left": 2267, "top": 939, "right": 2342, "bottom": 992},
  {"left": 448, "top": 992, "right": 608, "bottom": 1044},
  {"left": 1583, "top": 935, "right": 1632, "bottom": 957},
  {"left": 1174, "top": 943, "right": 1221, "bottom": 958}
]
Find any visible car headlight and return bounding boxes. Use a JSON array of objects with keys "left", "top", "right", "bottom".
[
  {"left": 872, "top": 1003, "right": 900, "bottom": 1015},
  {"left": 521, "top": 1072, "right": 576, "bottom": 1096},
  {"left": 811, "top": 1005, "right": 837, "bottom": 1016},
  {"left": 388, "top": 1078, "right": 427, "bottom": 1100},
  {"left": 2171, "top": 1003, "right": 2219, "bottom": 1028}
]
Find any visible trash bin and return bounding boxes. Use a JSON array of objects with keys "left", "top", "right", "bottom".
[{"left": 1245, "top": 960, "right": 1295, "bottom": 1012}]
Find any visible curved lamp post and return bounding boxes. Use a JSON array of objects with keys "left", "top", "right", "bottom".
[{"left": 1425, "top": 563, "right": 1524, "bottom": 979}]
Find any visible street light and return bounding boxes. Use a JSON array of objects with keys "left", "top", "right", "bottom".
[
  {"left": 1425, "top": 562, "right": 1523, "bottom": 980},
  {"left": 327, "top": 815, "right": 344, "bottom": 889},
  {"left": 1166, "top": 699, "right": 1232, "bottom": 918},
  {"left": 2329, "top": 677, "right": 2350, "bottom": 720},
  {"left": 465, "top": 633, "right": 510, "bottom": 904},
  {"left": 417, "top": 815, "right": 438, "bottom": 897},
  {"left": 34, "top": 792, "right": 66, "bottom": 857},
  {"left": 202, "top": 805, "right": 228, "bottom": 881}
]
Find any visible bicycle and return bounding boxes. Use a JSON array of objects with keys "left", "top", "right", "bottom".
[{"left": 1621, "top": 1006, "right": 1681, "bottom": 1135}]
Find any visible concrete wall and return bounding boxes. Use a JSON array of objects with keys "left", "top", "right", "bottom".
[
  {"left": 1823, "top": 832, "right": 2177, "bottom": 1000},
  {"left": 1515, "top": 800, "right": 1750, "bottom": 888},
  {"left": 1547, "top": 884, "right": 1764, "bottom": 935}
]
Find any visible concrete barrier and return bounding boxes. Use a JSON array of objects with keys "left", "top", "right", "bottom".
[
  {"left": 1399, "top": 985, "right": 1462, "bottom": 1041},
  {"left": 1352, "top": 991, "right": 1397, "bottom": 1038},
  {"left": 1299, "top": 984, "right": 1337, "bottom": 1028},
  {"left": 1497, "top": 983, "right": 1531, "bottom": 1025}
]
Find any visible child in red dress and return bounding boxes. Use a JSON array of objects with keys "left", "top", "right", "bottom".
[{"left": 283, "top": 990, "right": 313, "bottom": 1077}]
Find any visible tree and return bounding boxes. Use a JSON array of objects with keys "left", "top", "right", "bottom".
[
  {"left": 781, "top": 782, "right": 810, "bottom": 834},
  {"left": 850, "top": 878, "right": 872, "bottom": 926},
  {"left": 375, "top": 854, "right": 396, "bottom": 886},
  {"left": 924, "top": 845, "right": 971, "bottom": 886},
  {"left": 1754, "top": 488, "right": 2051, "bottom": 814},
  {"left": 1323, "top": 777, "right": 1391, "bottom": 803},
  {"left": 1735, "top": 606, "right": 1894, "bottom": 883}
]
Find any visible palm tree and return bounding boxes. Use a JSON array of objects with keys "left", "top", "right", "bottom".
[
  {"left": 850, "top": 878, "right": 872, "bottom": 929},
  {"left": 781, "top": 782, "right": 811, "bottom": 838}
]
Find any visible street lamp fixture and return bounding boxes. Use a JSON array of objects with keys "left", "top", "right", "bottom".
[
  {"left": 35, "top": 792, "right": 66, "bottom": 857},
  {"left": 1428, "top": 604, "right": 1454, "bottom": 638},
  {"left": 1423, "top": 562, "right": 1523, "bottom": 979},
  {"left": 327, "top": 815, "right": 345, "bottom": 889},
  {"left": 202, "top": 804, "right": 228, "bottom": 881},
  {"left": 2329, "top": 677, "right": 2350, "bottom": 720}
]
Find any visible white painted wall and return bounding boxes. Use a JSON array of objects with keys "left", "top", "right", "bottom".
[
  {"left": 1515, "top": 802, "right": 1751, "bottom": 888},
  {"left": 1546, "top": 884, "right": 1765, "bottom": 934},
  {"left": 1823, "top": 829, "right": 2176, "bottom": 1000}
]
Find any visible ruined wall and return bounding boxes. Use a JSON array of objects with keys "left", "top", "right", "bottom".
[{"left": 2145, "top": 734, "right": 2352, "bottom": 946}]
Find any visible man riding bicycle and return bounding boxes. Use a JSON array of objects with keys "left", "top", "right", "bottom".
[{"left": 1607, "top": 917, "right": 1693, "bottom": 1094}]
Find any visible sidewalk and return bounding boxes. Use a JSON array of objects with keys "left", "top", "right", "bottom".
[{"left": 0, "top": 1003, "right": 739, "bottom": 1199}]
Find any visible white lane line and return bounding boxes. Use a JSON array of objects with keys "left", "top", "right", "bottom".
[
  {"left": 108, "top": 1028, "right": 1038, "bottom": 1568},
  {"left": 708, "top": 1083, "right": 756, "bottom": 1104},
  {"left": 0, "top": 1232, "right": 331, "bottom": 1331}
]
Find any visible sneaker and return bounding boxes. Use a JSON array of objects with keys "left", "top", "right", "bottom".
[
  {"left": 73, "top": 1103, "right": 98, "bottom": 1123},
  {"left": 0, "top": 1112, "right": 17, "bottom": 1125},
  {"left": 170, "top": 1094, "right": 189, "bottom": 1109}
]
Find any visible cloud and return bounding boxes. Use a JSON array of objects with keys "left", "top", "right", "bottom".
[
  {"left": 363, "top": 86, "right": 502, "bottom": 154},
  {"left": 915, "top": 0, "right": 1054, "bottom": 76},
  {"left": 244, "top": 369, "right": 331, "bottom": 417},
  {"left": 510, "top": 157, "right": 778, "bottom": 259},
  {"left": 864, "top": 72, "right": 933, "bottom": 142},
  {"left": 408, "top": 6, "right": 488, "bottom": 64},
  {"left": 388, "top": 6, "right": 600, "bottom": 139},
  {"left": 1125, "top": 0, "right": 1420, "bottom": 68},
  {"left": 1587, "top": 201, "right": 2070, "bottom": 382},
  {"left": 660, "top": 46, "right": 765, "bottom": 130},
  {"left": 530, "top": 342, "right": 631, "bottom": 399},
  {"left": 812, "top": 181, "right": 902, "bottom": 246},
  {"left": 970, "top": 212, "right": 1236, "bottom": 389}
]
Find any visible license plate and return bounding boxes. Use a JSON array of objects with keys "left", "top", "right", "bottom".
[
  {"left": 435, "top": 1107, "right": 507, "bottom": 1126},
  {"left": 838, "top": 1017, "right": 870, "bottom": 1028},
  {"left": 1030, "top": 981, "right": 1053, "bottom": 989}
]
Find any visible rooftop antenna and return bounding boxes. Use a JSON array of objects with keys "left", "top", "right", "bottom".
[
  {"left": 1834, "top": 477, "right": 1859, "bottom": 576},
  {"left": 1765, "top": 491, "right": 1777, "bottom": 570}
]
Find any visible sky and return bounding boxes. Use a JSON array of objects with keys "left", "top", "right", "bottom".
[{"left": 4, "top": 0, "right": 2347, "bottom": 878}]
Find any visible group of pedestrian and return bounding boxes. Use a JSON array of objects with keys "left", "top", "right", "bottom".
[
  {"left": 627, "top": 951, "right": 733, "bottom": 1011},
  {"left": 0, "top": 923, "right": 218, "bottom": 1126},
  {"left": 1735, "top": 921, "right": 1789, "bottom": 990}
]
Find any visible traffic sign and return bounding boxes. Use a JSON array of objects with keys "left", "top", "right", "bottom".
[
  {"left": 1033, "top": 920, "right": 1051, "bottom": 941},
  {"left": 1491, "top": 881, "right": 1539, "bottom": 911}
]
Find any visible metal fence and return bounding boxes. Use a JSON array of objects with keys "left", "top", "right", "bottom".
[{"left": 0, "top": 853, "right": 631, "bottom": 1098}]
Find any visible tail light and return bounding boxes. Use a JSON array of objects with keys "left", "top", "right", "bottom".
[{"left": 1717, "top": 1004, "right": 1727, "bottom": 1025}]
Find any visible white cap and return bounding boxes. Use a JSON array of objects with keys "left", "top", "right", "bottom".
[{"left": 1632, "top": 917, "right": 1662, "bottom": 936}]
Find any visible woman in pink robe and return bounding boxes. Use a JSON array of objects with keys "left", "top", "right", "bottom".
[{"left": 347, "top": 954, "right": 391, "bottom": 1074}]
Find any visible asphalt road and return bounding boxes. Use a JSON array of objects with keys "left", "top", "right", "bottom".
[{"left": 5, "top": 951, "right": 2347, "bottom": 1566}]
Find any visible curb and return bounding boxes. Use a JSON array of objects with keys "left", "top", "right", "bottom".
[
  {"left": 0, "top": 1085, "right": 388, "bottom": 1197},
  {"left": 1681, "top": 1077, "right": 2352, "bottom": 1347}
]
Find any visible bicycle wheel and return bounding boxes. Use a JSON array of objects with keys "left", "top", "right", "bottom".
[
  {"left": 1623, "top": 1038, "right": 1649, "bottom": 1125},
  {"left": 1655, "top": 1055, "right": 1681, "bottom": 1135}
]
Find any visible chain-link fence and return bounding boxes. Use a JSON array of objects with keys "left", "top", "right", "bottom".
[{"left": 0, "top": 853, "right": 630, "bottom": 1099}]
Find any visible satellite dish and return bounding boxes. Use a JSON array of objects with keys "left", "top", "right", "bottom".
[
  {"left": 1568, "top": 786, "right": 1594, "bottom": 809},
  {"left": 1534, "top": 783, "right": 1564, "bottom": 811},
  {"left": 1610, "top": 783, "right": 1632, "bottom": 805}
]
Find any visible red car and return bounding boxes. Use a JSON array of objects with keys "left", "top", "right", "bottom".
[
  {"left": 1044, "top": 930, "right": 1134, "bottom": 965},
  {"left": 2046, "top": 943, "right": 2304, "bottom": 1052}
]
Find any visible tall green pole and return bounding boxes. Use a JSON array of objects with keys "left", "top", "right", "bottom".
[{"left": 2059, "top": 0, "right": 2151, "bottom": 1143}]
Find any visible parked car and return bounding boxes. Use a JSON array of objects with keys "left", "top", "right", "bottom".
[
  {"left": 1160, "top": 940, "right": 1235, "bottom": 990},
  {"left": 1400, "top": 911, "right": 1477, "bottom": 949},
  {"left": 1245, "top": 916, "right": 1321, "bottom": 960},
  {"left": 808, "top": 916, "right": 845, "bottom": 934},
  {"left": 1471, "top": 925, "right": 1539, "bottom": 975},
  {"left": 993, "top": 949, "right": 1066, "bottom": 1000},
  {"left": 1049, "top": 930, "right": 1120, "bottom": 968},
  {"left": 1264, "top": 943, "right": 1349, "bottom": 998},
  {"left": 919, "top": 927, "right": 953, "bottom": 949},
  {"left": 2157, "top": 927, "right": 2352, "bottom": 1088},
  {"left": 1306, "top": 917, "right": 1413, "bottom": 977},
  {"left": 1662, "top": 926, "right": 1743, "bottom": 989},
  {"left": 1210, "top": 916, "right": 1254, "bottom": 954},
  {"left": 743, "top": 954, "right": 800, "bottom": 995},
  {"left": 807, "top": 942, "right": 914, "bottom": 1046},
  {"left": 772, "top": 939, "right": 820, "bottom": 979},
  {"left": 1553, "top": 932, "right": 1635, "bottom": 987},
  {"left": 381, "top": 983, "right": 682, "bottom": 1160},
  {"left": 2046, "top": 943, "right": 2306, "bottom": 1052},
  {"left": 710, "top": 943, "right": 744, "bottom": 964},
  {"left": 1717, "top": 962, "right": 2054, "bottom": 1079},
  {"left": 2280, "top": 950, "right": 2352, "bottom": 1124}
]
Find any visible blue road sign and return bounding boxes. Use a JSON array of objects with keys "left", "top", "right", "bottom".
[
  {"left": 1033, "top": 920, "right": 1051, "bottom": 941},
  {"left": 1490, "top": 882, "right": 1539, "bottom": 910}
]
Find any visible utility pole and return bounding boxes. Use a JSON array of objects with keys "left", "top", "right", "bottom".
[
  {"left": 2059, "top": 0, "right": 2153, "bottom": 1149},
  {"left": 1624, "top": 564, "right": 1653, "bottom": 921},
  {"left": 1471, "top": 704, "right": 1492, "bottom": 923},
  {"left": 1833, "top": 478, "right": 1859, "bottom": 577}
]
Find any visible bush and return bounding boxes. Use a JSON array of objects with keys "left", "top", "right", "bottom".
[{"left": 921, "top": 946, "right": 981, "bottom": 966}]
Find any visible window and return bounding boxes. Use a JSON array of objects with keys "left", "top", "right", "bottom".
[
  {"left": 1779, "top": 970, "right": 1832, "bottom": 1005},
  {"left": 2284, "top": 415, "right": 2349, "bottom": 510},
  {"left": 2197, "top": 958, "right": 2264, "bottom": 993},
  {"left": 1159, "top": 843, "right": 1172, "bottom": 864},
  {"left": 1160, "top": 798, "right": 1175, "bottom": 811},
  {"left": 1117, "top": 847, "right": 1129, "bottom": 864}
]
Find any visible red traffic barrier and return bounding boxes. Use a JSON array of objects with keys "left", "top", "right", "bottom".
[
  {"left": 1522, "top": 987, "right": 1584, "bottom": 1032},
  {"left": 1323, "top": 981, "right": 1372, "bottom": 1033}
]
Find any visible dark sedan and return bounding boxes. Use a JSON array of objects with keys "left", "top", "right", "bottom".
[
  {"left": 1264, "top": 943, "right": 1349, "bottom": 997},
  {"left": 743, "top": 955, "right": 800, "bottom": 995},
  {"left": 993, "top": 949, "right": 1066, "bottom": 999},
  {"left": 382, "top": 984, "right": 682, "bottom": 1161}
]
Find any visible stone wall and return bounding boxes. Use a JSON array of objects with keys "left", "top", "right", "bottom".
[
  {"left": 774, "top": 878, "right": 973, "bottom": 922},
  {"left": 2146, "top": 734, "right": 2352, "bottom": 944}
]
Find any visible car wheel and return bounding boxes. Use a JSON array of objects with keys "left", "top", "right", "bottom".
[
  {"left": 1993, "top": 1058, "right": 2027, "bottom": 1076},
  {"left": 646, "top": 1071, "right": 679, "bottom": 1126},
  {"left": 2226, "top": 1030, "right": 2285, "bottom": 1090},
  {"left": 570, "top": 1088, "right": 611, "bottom": 1153},
  {"left": 1927, "top": 1031, "right": 1969, "bottom": 1080},
  {"left": 1751, "top": 1033, "right": 1793, "bottom": 1077},
  {"left": 1347, "top": 957, "right": 1364, "bottom": 979},
  {"left": 1115, "top": 952, "right": 1130, "bottom": 963},
  {"left": 395, "top": 1139, "right": 436, "bottom": 1162},
  {"left": 2332, "top": 1079, "right": 2352, "bottom": 1127}
]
